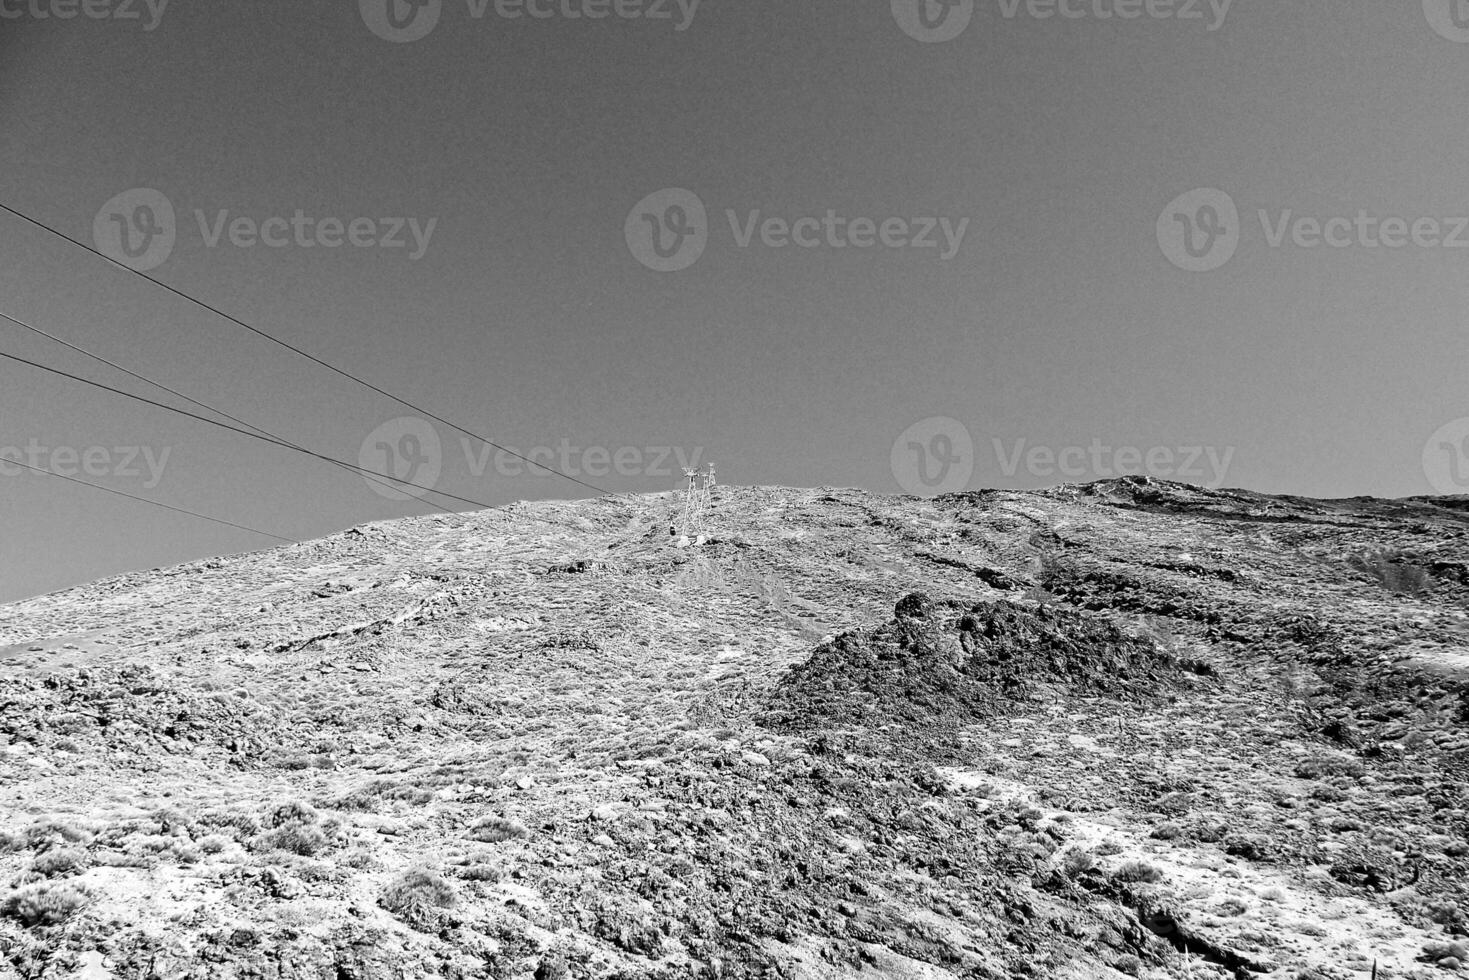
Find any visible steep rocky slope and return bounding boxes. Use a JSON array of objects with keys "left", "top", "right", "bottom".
[{"left": 0, "top": 480, "right": 1466, "bottom": 979}]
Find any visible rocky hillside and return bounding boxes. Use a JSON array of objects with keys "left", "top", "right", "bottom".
[{"left": 1, "top": 480, "right": 1467, "bottom": 979}]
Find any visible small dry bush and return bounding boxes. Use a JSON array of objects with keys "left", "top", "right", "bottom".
[
  {"left": 468, "top": 816, "right": 528, "bottom": 843},
  {"left": 256, "top": 824, "right": 329, "bottom": 857},
  {"left": 25, "top": 820, "right": 92, "bottom": 851},
  {"left": 0, "top": 882, "right": 89, "bottom": 927},
  {"left": 379, "top": 867, "right": 455, "bottom": 931},
  {"left": 1113, "top": 860, "right": 1164, "bottom": 884},
  {"left": 1059, "top": 847, "right": 1098, "bottom": 877},
  {"left": 197, "top": 809, "right": 261, "bottom": 840},
  {"left": 326, "top": 779, "right": 433, "bottom": 811},
  {"left": 31, "top": 848, "right": 87, "bottom": 878},
  {"left": 265, "top": 801, "right": 318, "bottom": 828}
]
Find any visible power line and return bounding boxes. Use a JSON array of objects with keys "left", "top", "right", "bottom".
[
  {"left": 2, "top": 455, "right": 295, "bottom": 543},
  {"left": 0, "top": 308, "right": 481, "bottom": 527},
  {"left": 0, "top": 346, "right": 503, "bottom": 513},
  {"left": 0, "top": 201, "right": 616, "bottom": 499}
]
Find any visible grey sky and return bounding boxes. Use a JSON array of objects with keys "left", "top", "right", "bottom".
[{"left": 2, "top": 1, "right": 1467, "bottom": 601}]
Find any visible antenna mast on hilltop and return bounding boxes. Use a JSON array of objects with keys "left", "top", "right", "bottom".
[{"left": 677, "top": 462, "right": 716, "bottom": 542}]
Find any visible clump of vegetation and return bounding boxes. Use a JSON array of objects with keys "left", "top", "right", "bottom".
[
  {"left": 1113, "top": 860, "right": 1164, "bottom": 884},
  {"left": 325, "top": 779, "right": 433, "bottom": 811},
  {"left": 253, "top": 800, "right": 334, "bottom": 856},
  {"left": 1059, "top": 847, "right": 1098, "bottom": 877},
  {"left": 0, "top": 882, "right": 90, "bottom": 927},
  {"left": 196, "top": 809, "right": 261, "bottom": 841},
  {"left": 31, "top": 848, "right": 88, "bottom": 878},
  {"left": 379, "top": 867, "right": 455, "bottom": 932},
  {"left": 265, "top": 801, "right": 318, "bottom": 828},
  {"left": 469, "top": 816, "right": 529, "bottom": 843},
  {"left": 24, "top": 820, "right": 92, "bottom": 851}
]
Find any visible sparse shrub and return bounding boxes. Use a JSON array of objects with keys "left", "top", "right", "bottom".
[
  {"left": 31, "top": 848, "right": 87, "bottom": 878},
  {"left": 1059, "top": 847, "right": 1098, "bottom": 877},
  {"left": 1113, "top": 954, "right": 1141, "bottom": 976},
  {"left": 256, "top": 824, "right": 328, "bottom": 857},
  {"left": 1151, "top": 822, "right": 1185, "bottom": 840},
  {"left": 1095, "top": 840, "right": 1124, "bottom": 857},
  {"left": 197, "top": 835, "right": 232, "bottom": 855},
  {"left": 469, "top": 816, "right": 529, "bottom": 843},
  {"left": 197, "top": 809, "right": 260, "bottom": 840},
  {"left": 379, "top": 867, "right": 455, "bottom": 931},
  {"left": 340, "top": 848, "right": 375, "bottom": 870},
  {"left": 265, "top": 801, "right": 318, "bottom": 829},
  {"left": 326, "top": 779, "right": 433, "bottom": 811},
  {"left": 25, "top": 820, "right": 91, "bottom": 851},
  {"left": 0, "top": 882, "right": 89, "bottom": 927},
  {"left": 457, "top": 864, "right": 501, "bottom": 882},
  {"left": 1113, "top": 860, "right": 1164, "bottom": 884}
]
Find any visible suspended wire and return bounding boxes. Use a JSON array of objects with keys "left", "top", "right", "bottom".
[
  {"left": 3, "top": 455, "right": 295, "bottom": 543},
  {"left": 0, "top": 346, "right": 503, "bottom": 513},
  {"left": 0, "top": 308, "right": 481, "bottom": 527},
  {"left": 0, "top": 201, "right": 617, "bottom": 499}
]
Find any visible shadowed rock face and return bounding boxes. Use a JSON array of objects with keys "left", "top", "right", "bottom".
[
  {"left": 770, "top": 597, "right": 1186, "bottom": 736},
  {"left": 0, "top": 481, "right": 1467, "bottom": 979}
]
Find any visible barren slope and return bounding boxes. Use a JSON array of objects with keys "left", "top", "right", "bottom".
[{"left": 1, "top": 480, "right": 1466, "bottom": 979}]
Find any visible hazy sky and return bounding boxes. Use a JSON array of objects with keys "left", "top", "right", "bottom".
[{"left": 2, "top": 1, "right": 1468, "bottom": 602}]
